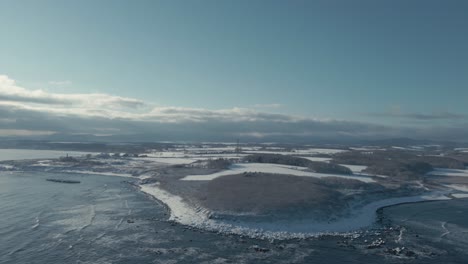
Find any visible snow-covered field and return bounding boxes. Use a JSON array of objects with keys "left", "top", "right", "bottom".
[
  {"left": 141, "top": 150, "right": 243, "bottom": 165},
  {"left": 338, "top": 164, "right": 368, "bottom": 173},
  {"left": 455, "top": 148, "right": 468, "bottom": 153},
  {"left": 427, "top": 168, "right": 468, "bottom": 177},
  {"left": 350, "top": 147, "right": 385, "bottom": 151},
  {"left": 180, "top": 163, "right": 376, "bottom": 183},
  {"left": 443, "top": 184, "right": 468, "bottom": 199},
  {"left": 445, "top": 184, "right": 468, "bottom": 192},
  {"left": 300, "top": 157, "right": 333, "bottom": 162},
  {"left": 244, "top": 148, "right": 347, "bottom": 156},
  {"left": 137, "top": 157, "right": 198, "bottom": 165},
  {"left": 293, "top": 148, "right": 348, "bottom": 155},
  {"left": 452, "top": 194, "right": 468, "bottom": 198}
]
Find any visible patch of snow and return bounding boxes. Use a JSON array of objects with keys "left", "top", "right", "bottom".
[
  {"left": 245, "top": 148, "right": 347, "bottom": 156},
  {"left": 145, "top": 152, "right": 188, "bottom": 158},
  {"left": 452, "top": 194, "right": 468, "bottom": 198},
  {"left": 139, "top": 173, "right": 155, "bottom": 180},
  {"left": 293, "top": 148, "right": 348, "bottom": 155},
  {"left": 413, "top": 181, "right": 429, "bottom": 191},
  {"left": 445, "top": 184, "right": 468, "bottom": 192},
  {"left": 0, "top": 164, "right": 14, "bottom": 170},
  {"left": 180, "top": 163, "right": 376, "bottom": 183},
  {"left": 137, "top": 157, "right": 197, "bottom": 165},
  {"left": 183, "top": 146, "right": 237, "bottom": 152},
  {"left": 140, "top": 184, "right": 209, "bottom": 226},
  {"left": 350, "top": 147, "right": 385, "bottom": 151},
  {"left": 300, "top": 157, "right": 332, "bottom": 162},
  {"left": 454, "top": 148, "right": 468, "bottom": 152},
  {"left": 427, "top": 168, "right": 468, "bottom": 177},
  {"left": 339, "top": 164, "right": 368, "bottom": 173}
]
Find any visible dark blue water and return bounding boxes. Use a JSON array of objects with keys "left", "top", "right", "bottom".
[
  {"left": 1, "top": 171, "right": 467, "bottom": 264},
  {"left": 0, "top": 172, "right": 166, "bottom": 264}
]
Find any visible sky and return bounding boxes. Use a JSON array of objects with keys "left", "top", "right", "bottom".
[{"left": 0, "top": 0, "right": 467, "bottom": 142}]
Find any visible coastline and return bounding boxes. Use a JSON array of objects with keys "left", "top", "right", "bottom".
[
  {"left": 138, "top": 182, "right": 452, "bottom": 240},
  {"left": 2, "top": 152, "right": 467, "bottom": 241}
]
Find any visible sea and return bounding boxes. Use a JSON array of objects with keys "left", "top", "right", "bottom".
[{"left": 1, "top": 150, "right": 468, "bottom": 264}]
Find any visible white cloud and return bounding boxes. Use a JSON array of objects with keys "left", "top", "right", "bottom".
[
  {"left": 0, "top": 129, "right": 56, "bottom": 137},
  {"left": 0, "top": 75, "right": 145, "bottom": 110},
  {"left": 1, "top": 74, "right": 467, "bottom": 142},
  {"left": 141, "top": 106, "right": 304, "bottom": 123}
]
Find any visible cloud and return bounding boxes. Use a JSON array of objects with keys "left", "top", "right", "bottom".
[
  {"left": 399, "top": 112, "right": 466, "bottom": 121},
  {"left": 0, "top": 129, "right": 55, "bottom": 137},
  {"left": 0, "top": 100, "right": 414, "bottom": 142},
  {"left": 0, "top": 75, "right": 145, "bottom": 110},
  {"left": 370, "top": 109, "right": 466, "bottom": 121},
  {"left": 1, "top": 74, "right": 467, "bottom": 142},
  {"left": 142, "top": 106, "right": 302, "bottom": 123}
]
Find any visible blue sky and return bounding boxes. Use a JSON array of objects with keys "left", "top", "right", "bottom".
[{"left": 0, "top": 0, "right": 467, "bottom": 141}]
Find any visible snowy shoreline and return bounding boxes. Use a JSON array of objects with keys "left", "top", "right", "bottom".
[{"left": 139, "top": 182, "right": 452, "bottom": 240}]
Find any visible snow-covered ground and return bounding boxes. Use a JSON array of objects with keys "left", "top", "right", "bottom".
[
  {"left": 179, "top": 146, "right": 237, "bottom": 152},
  {"left": 141, "top": 150, "right": 243, "bottom": 165},
  {"left": 300, "top": 157, "right": 333, "bottom": 162},
  {"left": 140, "top": 183, "right": 210, "bottom": 227},
  {"left": 291, "top": 148, "right": 348, "bottom": 155},
  {"left": 180, "top": 163, "right": 376, "bottom": 183},
  {"left": 350, "top": 147, "right": 385, "bottom": 151},
  {"left": 0, "top": 164, "right": 14, "bottom": 170},
  {"left": 145, "top": 152, "right": 190, "bottom": 158},
  {"left": 445, "top": 184, "right": 468, "bottom": 192},
  {"left": 443, "top": 184, "right": 468, "bottom": 199},
  {"left": 295, "top": 158, "right": 369, "bottom": 174},
  {"left": 136, "top": 157, "right": 198, "bottom": 165},
  {"left": 339, "top": 164, "right": 368, "bottom": 173},
  {"left": 427, "top": 168, "right": 468, "bottom": 177},
  {"left": 452, "top": 194, "right": 468, "bottom": 198},
  {"left": 244, "top": 148, "right": 348, "bottom": 156},
  {"left": 136, "top": 155, "right": 243, "bottom": 165},
  {"left": 455, "top": 148, "right": 468, "bottom": 153}
]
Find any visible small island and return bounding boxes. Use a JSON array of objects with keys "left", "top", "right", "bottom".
[{"left": 46, "top": 178, "right": 81, "bottom": 184}]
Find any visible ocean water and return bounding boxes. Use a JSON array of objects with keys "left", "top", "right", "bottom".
[
  {"left": 0, "top": 172, "right": 163, "bottom": 264},
  {"left": 382, "top": 199, "right": 468, "bottom": 262},
  {"left": 1, "top": 170, "right": 468, "bottom": 263}
]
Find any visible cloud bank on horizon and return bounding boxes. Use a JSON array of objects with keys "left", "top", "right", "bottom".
[{"left": 0, "top": 74, "right": 467, "bottom": 142}]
